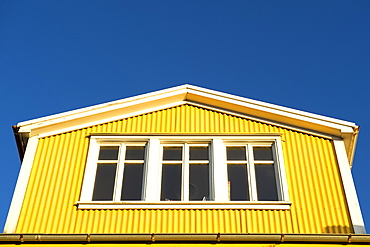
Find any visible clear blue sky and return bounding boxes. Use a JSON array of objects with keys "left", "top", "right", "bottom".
[{"left": 1, "top": 1, "right": 370, "bottom": 232}]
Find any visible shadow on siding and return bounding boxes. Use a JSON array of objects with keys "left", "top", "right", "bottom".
[{"left": 323, "top": 225, "right": 352, "bottom": 233}]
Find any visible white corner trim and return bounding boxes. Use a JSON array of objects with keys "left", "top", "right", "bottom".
[
  {"left": 333, "top": 139, "right": 366, "bottom": 234},
  {"left": 3, "top": 136, "right": 39, "bottom": 233}
]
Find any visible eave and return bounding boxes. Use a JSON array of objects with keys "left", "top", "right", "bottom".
[{"left": 13, "top": 84, "right": 359, "bottom": 166}]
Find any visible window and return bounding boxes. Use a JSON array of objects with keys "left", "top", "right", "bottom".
[
  {"left": 161, "top": 144, "right": 210, "bottom": 201},
  {"left": 227, "top": 145, "right": 278, "bottom": 201},
  {"left": 79, "top": 135, "right": 289, "bottom": 209},
  {"left": 91, "top": 144, "right": 146, "bottom": 201}
]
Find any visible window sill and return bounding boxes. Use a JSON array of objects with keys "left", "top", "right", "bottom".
[{"left": 76, "top": 201, "right": 292, "bottom": 210}]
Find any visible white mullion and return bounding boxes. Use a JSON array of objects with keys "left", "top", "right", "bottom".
[
  {"left": 213, "top": 139, "right": 228, "bottom": 201},
  {"left": 228, "top": 161, "right": 249, "bottom": 164},
  {"left": 183, "top": 144, "right": 189, "bottom": 201},
  {"left": 113, "top": 144, "right": 126, "bottom": 201},
  {"left": 189, "top": 160, "right": 209, "bottom": 164},
  {"left": 248, "top": 144, "right": 258, "bottom": 201},
  {"left": 254, "top": 161, "right": 274, "bottom": 165},
  {"left": 145, "top": 138, "right": 161, "bottom": 201},
  {"left": 80, "top": 139, "right": 100, "bottom": 201},
  {"left": 274, "top": 140, "right": 289, "bottom": 201},
  {"left": 124, "top": 160, "right": 145, "bottom": 164},
  {"left": 206, "top": 143, "right": 213, "bottom": 201}
]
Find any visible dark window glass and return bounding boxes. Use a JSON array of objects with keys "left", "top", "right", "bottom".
[
  {"left": 121, "top": 164, "right": 143, "bottom": 200},
  {"left": 227, "top": 147, "right": 246, "bottom": 161},
  {"left": 125, "top": 146, "right": 145, "bottom": 160},
  {"left": 92, "top": 164, "right": 117, "bottom": 201},
  {"left": 189, "top": 147, "right": 209, "bottom": 160},
  {"left": 98, "top": 146, "right": 119, "bottom": 160},
  {"left": 227, "top": 164, "right": 249, "bottom": 201},
  {"left": 253, "top": 147, "right": 273, "bottom": 160},
  {"left": 163, "top": 147, "right": 182, "bottom": 160},
  {"left": 255, "top": 165, "right": 278, "bottom": 201},
  {"left": 189, "top": 164, "right": 209, "bottom": 200},
  {"left": 161, "top": 164, "right": 181, "bottom": 201}
]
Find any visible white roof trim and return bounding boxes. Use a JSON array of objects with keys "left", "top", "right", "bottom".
[
  {"left": 18, "top": 86, "right": 189, "bottom": 131},
  {"left": 17, "top": 84, "right": 357, "bottom": 133},
  {"left": 14, "top": 84, "right": 359, "bottom": 165},
  {"left": 188, "top": 85, "right": 356, "bottom": 127}
]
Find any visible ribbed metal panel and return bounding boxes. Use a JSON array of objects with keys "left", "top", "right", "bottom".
[{"left": 16, "top": 104, "right": 352, "bottom": 234}]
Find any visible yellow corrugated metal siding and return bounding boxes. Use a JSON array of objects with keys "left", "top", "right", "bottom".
[{"left": 16, "top": 104, "right": 352, "bottom": 234}]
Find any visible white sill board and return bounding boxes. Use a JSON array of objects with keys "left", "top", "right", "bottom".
[{"left": 76, "top": 201, "right": 292, "bottom": 210}]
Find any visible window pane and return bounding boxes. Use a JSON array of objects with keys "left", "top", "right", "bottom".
[
  {"left": 163, "top": 147, "right": 182, "bottom": 160},
  {"left": 125, "top": 146, "right": 145, "bottom": 160},
  {"left": 189, "top": 164, "right": 209, "bottom": 200},
  {"left": 227, "top": 164, "right": 249, "bottom": 201},
  {"left": 189, "top": 146, "right": 209, "bottom": 160},
  {"left": 92, "top": 164, "right": 117, "bottom": 201},
  {"left": 255, "top": 164, "right": 278, "bottom": 201},
  {"left": 253, "top": 147, "right": 273, "bottom": 160},
  {"left": 161, "top": 164, "right": 181, "bottom": 201},
  {"left": 98, "top": 146, "right": 119, "bottom": 160},
  {"left": 121, "top": 164, "right": 143, "bottom": 200},
  {"left": 227, "top": 147, "right": 246, "bottom": 160}
]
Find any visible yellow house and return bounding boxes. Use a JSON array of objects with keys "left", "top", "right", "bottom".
[{"left": 2, "top": 84, "right": 369, "bottom": 246}]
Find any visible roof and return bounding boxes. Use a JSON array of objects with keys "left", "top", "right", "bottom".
[{"left": 14, "top": 84, "right": 359, "bottom": 165}]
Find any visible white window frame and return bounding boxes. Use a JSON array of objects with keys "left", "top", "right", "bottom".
[
  {"left": 79, "top": 135, "right": 290, "bottom": 209},
  {"left": 160, "top": 142, "right": 211, "bottom": 201},
  {"left": 224, "top": 142, "right": 284, "bottom": 201}
]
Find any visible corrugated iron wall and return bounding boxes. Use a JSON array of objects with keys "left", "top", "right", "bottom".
[{"left": 16, "top": 104, "right": 352, "bottom": 234}]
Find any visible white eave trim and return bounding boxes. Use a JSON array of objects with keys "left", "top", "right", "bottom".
[
  {"left": 17, "top": 86, "right": 189, "bottom": 131},
  {"left": 188, "top": 85, "right": 356, "bottom": 128},
  {"left": 16, "top": 84, "right": 357, "bottom": 134}
]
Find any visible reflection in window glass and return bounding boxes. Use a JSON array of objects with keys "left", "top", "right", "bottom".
[
  {"left": 253, "top": 147, "right": 273, "bottom": 160},
  {"left": 98, "top": 146, "right": 119, "bottom": 160},
  {"left": 121, "top": 164, "right": 143, "bottom": 200},
  {"left": 189, "top": 164, "right": 209, "bottom": 200},
  {"left": 189, "top": 147, "right": 209, "bottom": 160},
  {"left": 125, "top": 146, "right": 145, "bottom": 160},
  {"left": 161, "top": 164, "right": 181, "bottom": 201},
  {"left": 92, "top": 164, "right": 117, "bottom": 201},
  {"left": 227, "top": 147, "right": 246, "bottom": 160},
  {"left": 163, "top": 147, "right": 183, "bottom": 160},
  {"left": 227, "top": 164, "right": 249, "bottom": 201},
  {"left": 255, "top": 164, "right": 278, "bottom": 201}
]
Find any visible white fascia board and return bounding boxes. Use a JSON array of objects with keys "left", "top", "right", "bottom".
[
  {"left": 17, "top": 85, "right": 357, "bottom": 135},
  {"left": 36, "top": 101, "right": 337, "bottom": 140},
  {"left": 35, "top": 101, "right": 187, "bottom": 138},
  {"left": 186, "top": 85, "right": 357, "bottom": 129},
  {"left": 185, "top": 88, "right": 357, "bottom": 133},
  {"left": 17, "top": 85, "right": 191, "bottom": 132}
]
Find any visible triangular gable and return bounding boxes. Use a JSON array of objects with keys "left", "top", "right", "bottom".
[
  {"left": 14, "top": 84, "right": 358, "bottom": 164},
  {"left": 81, "top": 103, "right": 287, "bottom": 135}
]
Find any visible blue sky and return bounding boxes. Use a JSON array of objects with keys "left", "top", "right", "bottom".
[{"left": 1, "top": 1, "right": 370, "bottom": 232}]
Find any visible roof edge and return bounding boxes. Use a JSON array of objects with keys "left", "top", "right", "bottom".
[
  {"left": 17, "top": 84, "right": 191, "bottom": 127},
  {"left": 16, "top": 84, "right": 357, "bottom": 131}
]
